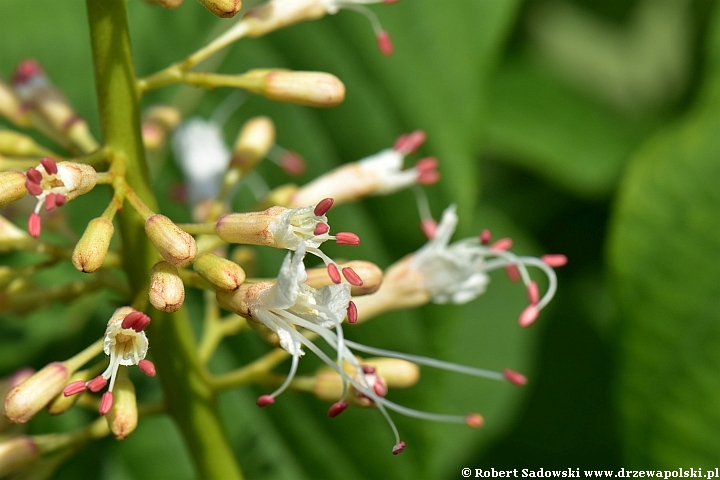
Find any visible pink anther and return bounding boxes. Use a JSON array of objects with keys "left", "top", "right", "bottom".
[
  {"left": 392, "top": 441, "right": 406, "bottom": 455},
  {"left": 347, "top": 301, "right": 358, "bottom": 324},
  {"left": 377, "top": 31, "right": 394, "bottom": 56},
  {"left": 328, "top": 401, "right": 349, "bottom": 418},
  {"left": 25, "top": 179, "right": 43, "bottom": 196},
  {"left": 138, "top": 359, "right": 156, "bottom": 377},
  {"left": 373, "top": 381, "right": 388, "bottom": 397},
  {"left": 465, "top": 413, "right": 484, "bottom": 428},
  {"left": 541, "top": 254, "right": 568, "bottom": 267},
  {"left": 313, "top": 223, "right": 329, "bottom": 235},
  {"left": 505, "top": 264, "right": 520, "bottom": 282},
  {"left": 342, "top": 267, "right": 363, "bottom": 287},
  {"left": 518, "top": 305, "right": 539, "bottom": 328},
  {"left": 503, "top": 369, "right": 527, "bottom": 386},
  {"left": 39, "top": 158, "right": 58, "bottom": 175},
  {"left": 13, "top": 59, "right": 43, "bottom": 85},
  {"left": 416, "top": 169, "right": 440, "bottom": 185},
  {"left": 99, "top": 391, "right": 114, "bottom": 415},
  {"left": 26, "top": 168, "right": 42, "bottom": 184},
  {"left": 256, "top": 395, "right": 275, "bottom": 407},
  {"left": 121, "top": 311, "right": 144, "bottom": 330},
  {"left": 280, "top": 151, "right": 306, "bottom": 176},
  {"left": 334, "top": 232, "right": 360, "bottom": 246},
  {"left": 314, "top": 198, "right": 334, "bottom": 216},
  {"left": 490, "top": 237, "right": 513, "bottom": 251},
  {"left": 327, "top": 263, "right": 341, "bottom": 284},
  {"left": 415, "top": 156, "right": 438, "bottom": 174},
  {"left": 62, "top": 380, "right": 87, "bottom": 397},
  {"left": 54, "top": 194, "right": 66, "bottom": 207},
  {"left": 362, "top": 365, "right": 376, "bottom": 374},
  {"left": 27, "top": 213, "right": 41, "bottom": 238},
  {"left": 45, "top": 193, "right": 58, "bottom": 212},
  {"left": 479, "top": 229, "right": 491, "bottom": 245},
  {"left": 87, "top": 375, "right": 108, "bottom": 393},
  {"left": 421, "top": 218, "right": 437, "bottom": 239},
  {"left": 527, "top": 281, "right": 539, "bottom": 305},
  {"left": 393, "top": 130, "right": 426, "bottom": 154}
]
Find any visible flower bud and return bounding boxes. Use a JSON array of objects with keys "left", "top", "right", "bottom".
[
  {"left": 194, "top": 253, "right": 246, "bottom": 292},
  {"left": 105, "top": 368, "right": 137, "bottom": 440},
  {"left": 0, "top": 77, "right": 28, "bottom": 127},
  {"left": 146, "top": 0, "right": 184, "bottom": 9},
  {"left": 0, "top": 171, "right": 27, "bottom": 208},
  {"left": 149, "top": 261, "right": 185, "bottom": 312},
  {"left": 145, "top": 214, "right": 198, "bottom": 267},
  {"left": 0, "top": 436, "right": 39, "bottom": 477},
  {"left": 231, "top": 116, "right": 275, "bottom": 173},
  {"left": 142, "top": 105, "right": 181, "bottom": 151},
  {"left": 46, "top": 369, "right": 93, "bottom": 415},
  {"left": 255, "top": 184, "right": 298, "bottom": 210},
  {"left": 52, "top": 162, "right": 97, "bottom": 202},
  {"left": 197, "top": 0, "right": 241, "bottom": 18},
  {"left": 242, "top": 0, "right": 327, "bottom": 38},
  {"left": 72, "top": 217, "right": 114, "bottom": 273},
  {"left": 215, "top": 206, "right": 283, "bottom": 246},
  {"left": 305, "top": 260, "right": 383, "bottom": 296},
  {"left": 244, "top": 69, "right": 345, "bottom": 108},
  {"left": 0, "top": 369, "right": 34, "bottom": 432},
  {"left": 366, "top": 358, "right": 420, "bottom": 388},
  {"left": 0, "top": 216, "right": 30, "bottom": 253},
  {"left": 4, "top": 362, "right": 69, "bottom": 423},
  {"left": 230, "top": 246, "right": 258, "bottom": 277},
  {"left": 0, "top": 130, "right": 56, "bottom": 158}
]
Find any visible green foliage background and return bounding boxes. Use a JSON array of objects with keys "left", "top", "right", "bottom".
[{"left": 1, "top": 0, "right": 719, "bottom": 477}]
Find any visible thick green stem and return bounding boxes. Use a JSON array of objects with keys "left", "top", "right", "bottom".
[{"left": 85, "top": 1, "right": 243, "bottom": 478}]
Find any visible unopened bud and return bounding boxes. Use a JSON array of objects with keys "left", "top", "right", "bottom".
[
  {"left": 366, "top": 358, "right": 419, "bottom": 388},
  {"left": 197, "top": 0, "right": 241, "bottom": 17},
  {"left": 0, "top": 130, "right": 56, "bottom": 158},
  {"left": 0, "top": 171, "right": 27, "bottom": 208},
  {"left": 0, "top": 78, "right": 28, "bottom": 127},
  {"left": 145, "top": 214, "right": 198, "bottom": 267},
  {"left": 147, "top": 0, "right": 184, "bottom": 9},
  {"left": 72, "top": 217, "right": 114, "bottom": 273},
  {"left": 105, "top": 368, "right": 137, "bottom": 439},
  {"left": 305, "top": 260, "right": 383, "bottom": 296},
  {"left": 231, "top": 116, "right": 275, "bottom": 173},
  {"left": 53, "top": 162, "right": 97, "bottom": 202},
  {"left": 46, "top": 369, "right": 93, "bottom": 415},
  {"left": 0, "top": 369, "right": 34, "bottom": 431},
  {"left": 256, "top": 184, "right": 298, "bottom": 210},
  {"left": 242, "top": 0, "right": 326, "bottom": 38},
  {"left": 216, "top": 206, "right": 282, "bottom": 246},
  {"left": 4, "top": 362, "right": 69, "bottom": 423},
  {"left": 194, "top": 253, "right": 246, "bottom": 292},
  {"left": 142, "top": 105, "right": 181, "bottom": 151},
  {"left": 0, "top": 436, "right": 39, "bottom": 477},
  {"left": 244, "top": 69, "right": 345, "bottom": 108},
  {"left": 149, "top": 261, "right": 185, "bottom": 312}
]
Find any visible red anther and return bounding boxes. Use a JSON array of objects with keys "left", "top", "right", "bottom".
[
  {"left": 465, "top": 413, "right": 484, "bottom": 428},
  {"left": 26, "top": 168, "right": 43, "bottom": 184},
  {"left": 13, "top": 59, "right": 43, "bottom": 85},
  {"left": 313, "top": 222, "right": 329, "bottom": 235},
  {"left": 480, "top": 229, "right": 491, "bottom": 245},
  {"left": 518, "top": 305, "right": 539, "bottom": 328},
  {"left": 25, "top": 179, "right": 43, "bottom": 196},
  {"left": 121, "top": 311, "right": 144, "bottom": 330},
  {"left": 527, "top": 281, "right": 539, "bottom": 305},
  {"left": 342, "top": 267, "right": 364, "bottom": 287},
  {"left": 138, "top": 359, "right": 156, "bottom": 377},
  {"left": 542, "top": 254, "right": 568, "bottom": 267},
  {"left": 45, "top": 193, "right": 58, "bottom": 212},
  {"left": 54, "top": 194, "right": 66, "bottom": 207},
  {"left": 62, "top": 380, "right": 87, "bottom": 397},
  {"left": 415, "top": 156, "right": 438, "bottom": 174},
  {"left": 280, "top": 151, "right": 306, "bottom": 176},
  {"left": 327, "top": 263, "right": 341, "bottom": 284},
  {"left": 39, "top": 158, "right": 58, "bottom": 175},
  {"left": 503, "top": 369, "right": 527, "bottom": 386},
  {"left": 362, "top": 365, "right": 376, "bottom": 374},
  {"left": 377, "top": 30, "right": 394, "bottom": 56},
  {"left": 373, "top": 381, "right": 388, "bottom": 397},
  {"left": 334, "top": 232, "right": 360, "bottom": 246},
  {"left": 314, "top": 198, "right": 334, "bottom": 216},
  {"left": 490, "top": 237, "right": 513, "bottom": 251},
  {"left": 392, "top": 441, "right": 406, "bottom": 455},
  {"left": 505, "top": 264, "right": 520, "bottom": 283},
  {"left": 421, "top": 218, "right": 437, "bottom": 240},
  {"left": 256, "top": 395, "right": 275, "bottom": 407},
  {"left": 327, "top": 401, "right": 349, "bottom": 418},
  {"left": 347, "top": 301, "right": 358, "bottom": 324},
  {"left": 416, "top": 169, "right": 440, "bottom": 185},
  {"left": 394, "top": 130, "right": 426, "bottom": 155},
  {"left": 27, "top": 213, "right": 41, "bottom": 238},
  {"left": 134, "top": 314, "right": 151, "bottom": 332},
  {"left": 87, "top": 375, "right": 108, "bottom": 393},
  {"left": 99, "top": 391, "right": 114, "bottom": 416}
]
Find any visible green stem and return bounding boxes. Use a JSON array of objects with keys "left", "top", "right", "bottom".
[{"left": 85, "top": 1, "right": 243, "bottom": 478}]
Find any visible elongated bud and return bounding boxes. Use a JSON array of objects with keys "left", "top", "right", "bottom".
[
  {"left": 105, "top": 368, "right": 137, "bottom": 439},
  {"left": 305, "top": 260, "right": 383, "bottom": 296},
  {"left": 197, "top": 0, "right": 241, "bottom": 17},
  {"left": 0, "top": 436, "right": 39, "bottom": 477},
  {"left": 0, "top": 130, "right": 56, "bottom": 158},
  {"left": 216, "top": 206, "right": 282, "bottom": 246},
  {"left": 46, "top": 369, "right": 94, "bottom": 415},
  {"left": 0, "top": 369, "right": 34, "bottom": 431},
  {"left": 194, "top": 253, "right": 246, "bottom": 292},
  {"left": 145, "top": 214, "right": 197, "bottom": 267},
  {"left": 242, "top": 0, "right": 327, "bottom": 38},
  {"left": 244, "top": 69, "right": 345, "bottom": 108},
  {"left": 72, "top": 217, "right": 114, "bottom": 273},
  {"left": 367, "top": 358, "right": 419, "bottom": 388},
  {"left": 0, "top": 171, "right": 27, "bottom": 208},
  {"left": 255, "top": 184, "right": 298, "bottom": 210},
  {"left": 231, "top": 116, "right": 275, "bottom": 173},
  {"left": 149, "top": 261, "right": 185, "bottom": 312},
  {"left": 147, "top": 0, "right": 184, "bottom": 8},
  {"left": 0, "top": 77, "right": 28, "bottom": 127},
  {"left": 4, "top": 362, "right": 69, "bottom": 423},
  {"left": 142, "top": 105, "right": 181, "bottom": 151}
]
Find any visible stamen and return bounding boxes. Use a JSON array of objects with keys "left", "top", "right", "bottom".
[
  {"left": 99, "top": 391, "right": 113, "bottom": 415},
  {"left": 25, "top": 180, "right": 43, "bottom": 196},
  {"left": 87, "top": 375, "right": 107, "bottom": 392},
  {"left": 518, "top": 305, "right": 539, "bottom": 328},
  {"left": 415, "top": 157, "right": 438, "bottom": 174},
  {"left": 465, "top": 413, "right": 484, "bottom": 428},
  {"left": 347, "top": 301, "right": 358, "bottom": 324},
  {"left": 377, "top": 31, "right": 394, "bottom": 56},
  {"left": 314, "top": 223, "right": 329, "bottom": 235},
  {"left": 327, "top": 263, "right": 341, "bottom": 284},
  {"left": 490, "top": 238, "right": 513, "bottom": 251},
  {"left": 505, "top": 264, "right": 520, "bottom": 282},
  {"left": 121, "top": 311, "right": 144, "bottom": 330},
  {"left": 54, "top": 194, "right": 66, "bottom": 207},
  {"left": 527, "top": 281, "right": 539, "bottom": 305},
  {"left": 27, "top": 213, "right": 41, "bottom": 238},
  {"left": 393, "top": 130, "right": 426, "bottom": 154},
  {"left": 480, "top": 229, "right": 491, "bottom": 245},
  {"left": 342, "top": 267, "right": 363, "bottom": 286},
  {"left": 314, "top": 198, "right": 334, "bottom": 216},
  {"left": 138, "top": 359, "right": 156, "bottom": 377},
  {"left": 267, "top": 353, "right": 300, "bottom": 399},
  {"left": 279, "top": 151, "right": 306, "bottom": 176},
  {"left": 328, "top": 401, "right": 348, "bottom": 418},
  {"left": 392, "top": 441, "right": 406, "bottom": 455},
  {"left": 421, "top": 219, "right": 437, "bottom": 239},
  {"left": 416, "top": 169, "right": 439, "bottom": 185},
  {"left": 63, "top": 380, "right": 87, "bottom": 397},
  {"left": 542, "top": 254, "right": 568, "bottom": 267},
  {"left": 45, "top": 193, "right": 58, "bottom": 212},
  {"left": 334, "top": 232, "right": 360, "bottom": 246},
  {"left": 26, "top": 168, "right": 43, "bottom": 184},
  {"left": 503, "top": 369, "right": 527, "bottom": 386},
  {"left": 362, "top": 365, "right": 376, "bottom": 374},
  {"left": 256, "top": 395, "right": 275, "bottom": 407},
  {"left": 40, "top": 158, "right": 58, "bottom": 174}
]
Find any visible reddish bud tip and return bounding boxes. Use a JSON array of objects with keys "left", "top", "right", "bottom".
[
  {"left": 13, "top": 59, "right": 43, "bottom": 85},
  {"left": 518, "top": 305, "right": 539, "bottom": 328},
  {"left": 99, "top": 391, "right": 114, "bottom": 415},
  {"left": 542, "top": 254, "right": 568, "bottom": 267},
  {"left": 394, "top": 130, "right": 426, "bottom": 155},
  {"left": 342, "top": 267, "right": 363, "bottom": 287},
  {"left": 328, "top": 263, "right": 341, "bottom": 284},
  {"left": 392, "top": 441, "right": 406, "bottom": 455},
  {"left": 527, "top": 281, "right": 539, "bottom": 305},
  {"left": 347, "top": 301, "right": 358, "bottom": 324},
  {"left": 280, "top": 151, "right": 306, "bottom": 176},
  {"left": 28, "top": 213, "right": 41, "bottom": 238},
  {"left": 421, "top": 218, "right": 437, "bottom": 239},
  {"left": 26, "top": 168, "right": 42, "bottom": 184},
  {"left": 490, "top": 237, "right": 513, "bottom": 251},
  {"left": 505, "top": 264, "right": 520, "bottom": 283},
  {"left": 256, "top": 395, "right": 275, "bottom": 407},
  {"left": 480, "top": 229, "right": 491, "bottom": 245},
  {"left": 328, "top": 401, "right": 349, "bottom": 418},
  {"left": 334, "top": 232, "right": 360, "bottom": 246},
  {"left": 63, "top": 380, "right": 87, "bottom": 397},
  {"left": 503, "top": 369, "right": 527, "bottom": 386},
  {"left": 314, "top": 198, "right": 334, "bottom": 216},
  {"left": 138, "top": 359, "right": 156, "bottom": 377},
  {"left": 377, "top": 31, "right": 394, "bottom": 56},
  {"left": 25, "top": 179, "right": 43, "bottom": 196},
  {"left": 313, "top": 222, "right": 329, "bottom": 235},
  {"left": 87, "top": 375, "right": 108, "bottom": 393},
  {"left": 40, "top": 158, "right": 58, "bottom": 175},
  {"left": 465, "top": 413, "right": 484, "bottom": 428}
]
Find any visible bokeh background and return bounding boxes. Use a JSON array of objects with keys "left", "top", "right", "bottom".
[{"left": 1, "top": 0, "right": 719, "bottom": 478}]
